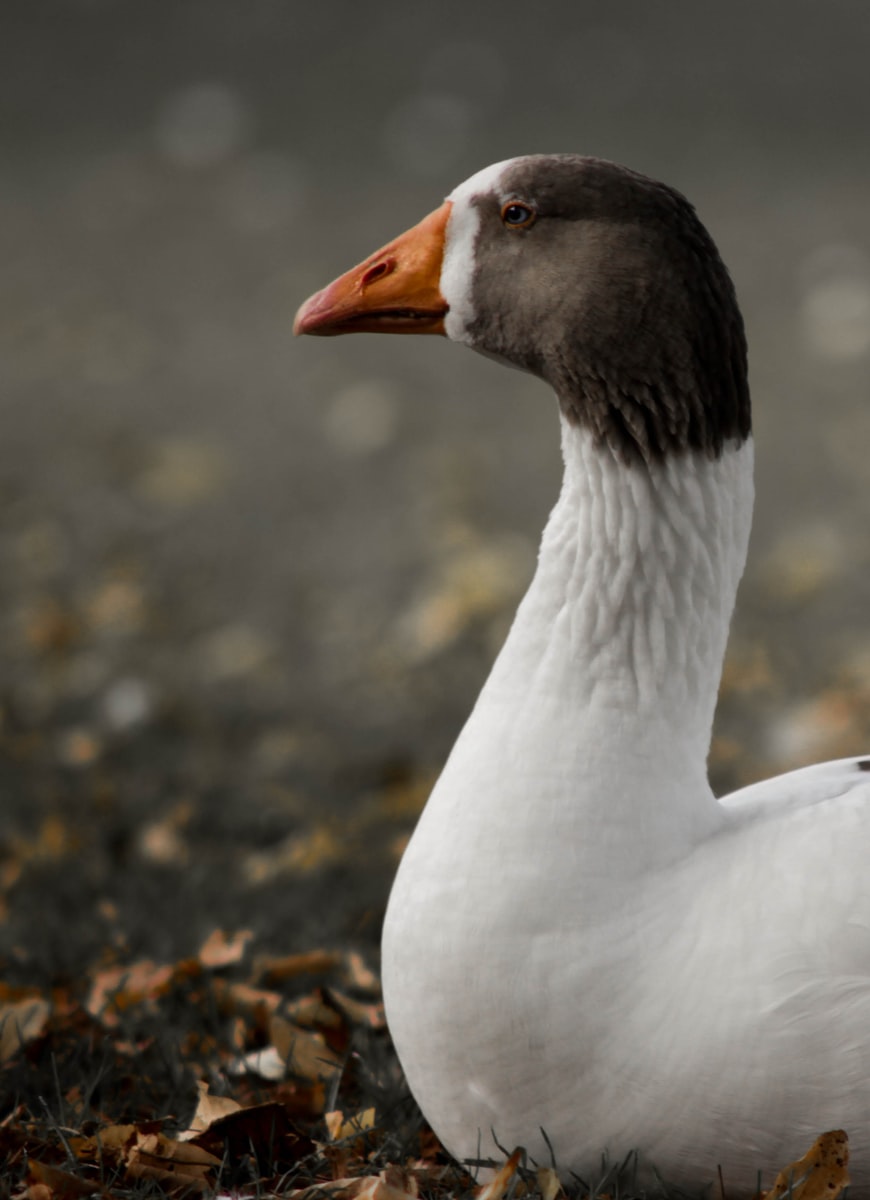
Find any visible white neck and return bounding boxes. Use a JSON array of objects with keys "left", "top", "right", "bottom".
[{"left": 429, "top": 413, "right": 754, "bottom": 877}]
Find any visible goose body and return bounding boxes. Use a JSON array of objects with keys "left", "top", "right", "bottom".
[{"left": 295, "top": 156, "right": 870, "bottom": 1194}]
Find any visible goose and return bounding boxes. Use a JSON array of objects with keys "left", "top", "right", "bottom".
[{"left": 294, "top": 155, "right": 870, "bottom": 1194}]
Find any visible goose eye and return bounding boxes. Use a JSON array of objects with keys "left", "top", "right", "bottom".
[{"left": 501, "top": 202, "right": 535, "bottom": 229}]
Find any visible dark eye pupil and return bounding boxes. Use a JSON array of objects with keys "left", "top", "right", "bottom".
[{"left": 504, "top": 204, "right": 531, "bottom": 225}]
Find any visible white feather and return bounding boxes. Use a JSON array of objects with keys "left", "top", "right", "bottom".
[
  {"left": 381, "top": 154, "right": 870, "bottom": 1194},
  {"left": 383, "top": 416, "right": 870, "bottom": 1192}
]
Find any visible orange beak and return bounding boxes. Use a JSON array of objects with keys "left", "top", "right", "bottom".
[{"left": 294, "top": 201, "right": 451, "bottom": 337}]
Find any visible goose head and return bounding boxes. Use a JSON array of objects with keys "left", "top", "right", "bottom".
[{"left": 294, "top": 154, "right": 751, "bottom": 462}]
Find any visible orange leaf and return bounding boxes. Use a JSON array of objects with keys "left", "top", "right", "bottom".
[
  {"left": 197, "top": 927, "right": 254, "bottom": 968},
  {"left": 476, "top": 1150, "right": 524, "bottom": 1200},
  {"left": 325, "top": 1107, "right": 377, "bottom": 1143},
  {"left": 256, "top": 949, "right": 344, "bottom": 985},
  {"left": 344, "top": 951, "right": 381, "bottom": 993},
  {"left": 763, "top": 1130, "right": 850, "bottom": 1200},
  {"left": 211, "top": 976, "right": 283, "bottom": 1021},
  {"left": 86, "top": 960, "right": 176, "bottom": 1022}
]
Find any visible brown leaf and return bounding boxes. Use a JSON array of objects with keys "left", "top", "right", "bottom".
[
  {"left": 126, "top": 1131, "right": 220, "bottom": 1191},
  {"left": 284, "top": 989, "right": 346, "bottom": 1032},
  {"left": 188, "top": 1099, "right": 315, "bottom": 1168},
  {"left": 256, "top": 949, "right": 344, "bottom": 986},
  {"left": 86, "top": 960, "right": 176, "bottom": 1022},
  {"left": 324, "top": 987, "right": 386, "bottom": 1030},
  {"left": 763, "top": 1130, "right": 850, "bottom": 1200},
  {"left": 325, "top": 1107, "right": 376, "bottom": 1143},
  {"left": 19, "top": 1185, "right": 53, "bottom": 1200},
  {"left": 0, "top": 996, "right": 49, "bottom": 1063},
  {"left": 10, "top": 815, "right": 78, "bottom": 865},
  {"left": 211, "top": 976, "right": 283, "bottom": 1023},
  {"left": 69, "top": 1122, "right": 138, "bottom": 1162},
  {"left": 243, "top": 825, "right": 345, "bottom": 881},
  {"left": 285, "top": 1169, "right": 420, "bottom": 1200},
  {"left": 343, "top": 951, "right": 381, "bottom": 993},
  {"left": 259, "top": 1078, "right": 329, "bottom": 1120},
  {"left": 270, "top": 1013, "right": 343, "bottom": 1082},
  {"left": 137, "top": 801, "right": 192, "bottom": 866},
  {"left": 178, "top": 1079, "right": 242, "bottom": 1139},
  {"left": 23, "top": 597, "right": 79, "bottom": 654},
  {"left": 253, "top": 948, "right": 382, "bottom": 996},
  {"left": 197, "top": 927, "right": 254, "bottom": 968},
  {"left": 476, "top": 1149, "right": 524, "bottom": 1200},
  {"left": 25, "top": 1161, "right": 100, "bottom": 1198},
  {"left": 353, "top": 1172, "right": 420, "bottom": 1200},
  {"left": 381, "top": 1165, "right": 420, "bottom": 1197}
]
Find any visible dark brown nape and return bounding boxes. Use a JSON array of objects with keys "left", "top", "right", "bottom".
[{"left": 466, "top": 155, "right": 752, "bottom": 465}]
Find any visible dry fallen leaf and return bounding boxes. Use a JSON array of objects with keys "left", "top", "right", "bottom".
[
  {"left": 353, "top": 1171, "right": 420, "bottom": 1200},
  {"left": 256, "top": 949, "right": 345, "bottom": 985},
  {"left": 211, "top": 976, "right": 284, "bottom": 1022},
  {"left": 0, "top": 994, "right": 50, "bottom": 1063},
  {"left": 476, "top": 1149, "right": 524, "bottom": 1200},
  {"left": 187, "top": 1099, "right": 314, "bottom": 1167},
  {"left": 536, "top": 1165, "right": 564, "bottom": 1200},
  {"left": 763, "top": 1130, "right": 849, "bottom": 1200},
  {"left": 1, "top": 937, "right": 411, "bottom": 1198},
  {"left": 243, "top": 824, "right": 345, "bottom": 881},
  {"left": 19, "top": 1184, "right": 53, "bottom": 1200},
  {"left": 126, "top": 1130, "right": 221, "bottom": 1191},
  {"left": 69, "top": 1121, "right": 139, "bottom": 1161},
  {"left": 25, "top": 1160, "right": 98, "bottom": 1198},
  {"left": 179, "top": 1079, "right": 243, "bottom": 1139},
  {"left": 344, "top": 951, "right": 381, "bottom": 993},
  {"left": 324, "top": 987, "right": 386, "bottom": 1030},
  {"left": 325, "top": 1107, "right": 377, "bottom": 1143},
  {"left": 197, "top": 927, "right": 254, "bottom": 969},
  {"left": 86, "top": 959, "right": 177, "bottom": 1021},
  {"left": 136, "top": 800, "right": 193, "bottom": 866},
  {"left": 284, "top": 988, "right": 346, "bottom": 1031},
  {"left": 270, "top": 1013, "right": 343, "bottom": 1081},
  {"left": 10, "top": 815, "right": 77, "bottom": 865},
  {"left": 287, "top": 1168, "right": 420, "bottom": 1200}
]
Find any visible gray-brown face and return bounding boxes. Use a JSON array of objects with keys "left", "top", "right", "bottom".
[
  {"left": 441, "top": 155, "right": 751, "bottom": 462},
  {"left": 296, "top": 154, "right": 752, "bottom": 464}
]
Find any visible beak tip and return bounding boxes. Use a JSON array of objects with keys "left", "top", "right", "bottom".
[{"left": 293, "top": 292, "right": 327, "bottom": 337}]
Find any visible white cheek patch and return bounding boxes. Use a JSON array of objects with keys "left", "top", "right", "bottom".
[
  {"left": 440, "top": 196, "right": 482, "bottom": 345},
  {"left": 440, "top": 157, "right": 530, "bottom": 345}
]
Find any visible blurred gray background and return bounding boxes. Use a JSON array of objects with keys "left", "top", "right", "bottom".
[{"left": 1, "top": 0, "right": 868, "bottom": 970}]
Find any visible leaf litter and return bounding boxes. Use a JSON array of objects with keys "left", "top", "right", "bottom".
[{"left": 0, "top": 926, "right": 851, "bottom": 1200}]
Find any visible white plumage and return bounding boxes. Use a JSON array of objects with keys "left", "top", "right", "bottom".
[
  {"left": 296, "top": 154, "right": 870, "bottom": 1195},
  {"left": 383, "top": 421, "right": 870, "bottom": 1191}
]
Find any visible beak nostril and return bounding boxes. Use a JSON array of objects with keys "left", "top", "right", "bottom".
[{"left": 361, "top": 258, "right": 395, "bottom": 289}]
